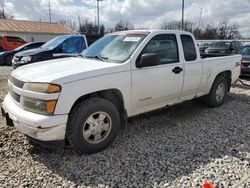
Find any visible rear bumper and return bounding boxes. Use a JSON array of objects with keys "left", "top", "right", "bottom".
[{"left": 2, "top": 94, "right": 68, "bottom": 141}]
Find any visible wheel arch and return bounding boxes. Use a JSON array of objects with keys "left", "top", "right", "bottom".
[
  {"left": 69, "top": 89, "right": 127, "bottom": 120},
  {"left": 213, "top": 70, "right": 232, "bottom": 92}
]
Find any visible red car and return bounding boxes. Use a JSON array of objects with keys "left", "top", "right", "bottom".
[{"left": 0, "top": 35, "right": 27, "bottom": 51}]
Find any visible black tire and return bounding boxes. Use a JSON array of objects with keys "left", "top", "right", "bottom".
[
  {"left": 66, "top": 97, "right": 120, "bottom": 154},
  {"left": 4, "top": 55, "right": 13, "bottom": 66},
  {"left": 205, "top": 76, "right": 228, "bottom": 107}
]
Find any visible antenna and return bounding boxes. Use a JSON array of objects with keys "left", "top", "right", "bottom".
[{"left": 48, "top": 0, "right": 52, "bottom": 23}]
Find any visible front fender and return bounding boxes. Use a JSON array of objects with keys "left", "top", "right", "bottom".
[{"left": 54, "top": 71, "right": 131, "bottom": 116}]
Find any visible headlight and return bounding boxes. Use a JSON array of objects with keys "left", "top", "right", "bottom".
[
  {"left": 23, "top": 97, "right": 57, "bottom": 115},
  {"left": 24, "top": 83, "right": 61, "bottom": 93},
  {"left": 20, "top": 56, "right": 32, "bottom": 63},
  {"left": 205, "top": 49, "right": 208, "bottom": 54}
]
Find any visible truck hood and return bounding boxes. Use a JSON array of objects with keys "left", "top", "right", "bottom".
[{"left": 12, "top": 57, "right": 125, "bottom": 84}]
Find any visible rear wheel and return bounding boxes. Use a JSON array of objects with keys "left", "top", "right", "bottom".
[
  {"left": 66, "top": 98, "right": 120, "bottom": 154},
  {"left": 4, "top": 55, "right": 13, "bottom": 66},
  {"left": 205, "top": 76, "right": 228, "bottom": 107}
]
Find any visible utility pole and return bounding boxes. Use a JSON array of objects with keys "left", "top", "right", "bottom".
[
  {"left": 198, "top": 8, "right": 203, "bottom": 28},
  {"left": 181, "top": 0, "right": 184, "bottom": 31},
  {"left": 78, "top": 15, "right": 81, "bottom": 28},
  {"left": 48, "top": 0, "right": 52, "bottom": 23},
  {"left": 196, "top": 8, "right": 203, "bottom": 39},
  {"left": 1, "top": 4, "right": 5, "bottom": 19},
  {"left": 97, "top": 0, "right": 100, "bottom": 33}
]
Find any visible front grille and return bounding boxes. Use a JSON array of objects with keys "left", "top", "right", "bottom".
[
  {"left": 9, "top": 76, "right": 25, "bottom": 88},
  {"left": 10, "top": 91, "right": 20, "bottom": 102}
]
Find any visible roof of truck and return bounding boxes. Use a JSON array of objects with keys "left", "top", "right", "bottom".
[{"left": 112, "top": 29, "right": 192, "bottom": 35}]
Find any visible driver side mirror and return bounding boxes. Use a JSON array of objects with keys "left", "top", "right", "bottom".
[{"left": 136, "top": 53, "right": 160, "bottom": 68}]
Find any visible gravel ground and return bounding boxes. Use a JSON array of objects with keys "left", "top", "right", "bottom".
[{"left": 0, "top": 66, "right": 249, "bottom": 188}]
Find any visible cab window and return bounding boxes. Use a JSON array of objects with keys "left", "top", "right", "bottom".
[
  {"left": 7, "top": 36, "right": 25, "bottom": 43},
  {"left": 141, "top": 34, "right": 179, "bottom": 65},
  {"left": 181, "top": 35, "right": 197, "bottom": 61}
]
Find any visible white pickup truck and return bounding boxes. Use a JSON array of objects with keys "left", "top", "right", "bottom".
[{"left": 2, "top": 30, "right": 241, "bottom": 154}]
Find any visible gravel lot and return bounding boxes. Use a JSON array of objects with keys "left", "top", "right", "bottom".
[{"left": 0, "top": 66, "right": 249, "bottom": 188}]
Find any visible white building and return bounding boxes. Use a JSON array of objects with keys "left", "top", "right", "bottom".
[{"left": 0, "top": 19, "right": 77, "bottom": 42}]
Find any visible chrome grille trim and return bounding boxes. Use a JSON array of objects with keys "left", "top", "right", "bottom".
[
  {"left": 10, "top": 91, "right": 20, "bottom": 102},
  {"left": 9, "top": 76, "right": 25, "bottom": 88}
]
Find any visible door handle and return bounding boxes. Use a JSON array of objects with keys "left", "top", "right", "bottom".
[{"left": 172, "top": 67, "right": 183, "bottom": 74}]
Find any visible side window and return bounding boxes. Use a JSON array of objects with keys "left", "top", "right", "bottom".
[
  {"left": 24, "top": 44, "right": 38, "bottom": 50},
  {"left": 7, "top": 36, "right": 24, "bottom": 43},
  {"left": 141, "top": 34, "right": 179, "bottom": 64},
  {"left": 181, "top": 35, "right": 197, "bottom": 61},
  {"left": 62, "top": 37, "right": 86, "bottom": 53}
]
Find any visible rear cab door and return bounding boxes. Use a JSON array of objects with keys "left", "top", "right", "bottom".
[
  {"left": 131, "top": 32, "right": 184, "bottom": 115},
  {"left": 180, "top": 34, "right": 203, "bottom": 101}
]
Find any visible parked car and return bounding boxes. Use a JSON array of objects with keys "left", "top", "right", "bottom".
[
  {"left": 238, "top": 45, "right": 250, "bottom": 76},
  {"left": 199, "top": 42, "right": 210, "bottom": 56},
  {"left": 205, "top": 41, "right": 242, "bottom": 57},
  {"left": 0, "top": 35, "right": 28, "bottom": 51},
  {"left": 0, "top": 42, "right": 45, "bottom": 66},
  {"left": 2, "top": 30, "right": 241, "bottom": 154},
  {"left": 12, "top": 34, "right": 88, "bottom": 69},
  {"left": 85, "top": 33, "right": 104, "bottom": 46}
]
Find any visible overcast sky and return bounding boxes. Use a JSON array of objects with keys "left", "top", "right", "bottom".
[{"left": 1, "top": 0, "right": 250, "bottom": 37}]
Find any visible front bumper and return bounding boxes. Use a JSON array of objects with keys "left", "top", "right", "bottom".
[{"left": 2, "top": 94, "right": 68, "bottom": 141}]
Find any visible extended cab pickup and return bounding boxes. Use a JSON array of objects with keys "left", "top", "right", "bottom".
[
  {"left": 0, "top": 35, "right": 27, "bottom": 51},
  {"left": 2, "top": 30, "right": 241, "bottom": 154}
]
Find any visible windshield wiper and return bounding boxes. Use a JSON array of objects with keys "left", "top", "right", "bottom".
[{"left": 84, "top": 55, "right": 108, "bottom": 62}]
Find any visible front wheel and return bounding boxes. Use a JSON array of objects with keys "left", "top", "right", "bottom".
[
  {"left": 4, "top": 55, "right": 13, "bottom": 66},
  {"left": 66, "top": 98, "right": 120, "bottom": 154},
  {"left": 205, "top": 76, "right": 228, "bottom": 107}
]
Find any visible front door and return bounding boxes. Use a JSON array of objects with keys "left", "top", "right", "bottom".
[{"left": 131, "top": 34, "right": 184, "bottom": 115}]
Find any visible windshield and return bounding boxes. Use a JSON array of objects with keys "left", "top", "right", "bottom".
[
  {"left": 239, "top": 46, "right": 250, "bottom": 55},
  {"left": 83, "top": 33, "right": 147, "bottom": 63},
  {"left": 210, "top": 42, "right": 230, "bottom": 48},
  {"left": 41, "top": 35, "right": 70, "bottom": 49}
]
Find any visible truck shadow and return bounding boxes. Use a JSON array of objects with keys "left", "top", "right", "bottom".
[{"left": 29, "top": 92, "right": 250, "bottom": 187}]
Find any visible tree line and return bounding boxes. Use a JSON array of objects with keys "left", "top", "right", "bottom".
[
  {"left": 60, "top": 18, "right": 242, "bottom": 40},
  {"left": 0, "top": 9, "right": 242, "bottom": 40},
  {"left": 161, "top": 20, "right": 242, "bottom": 39}
]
